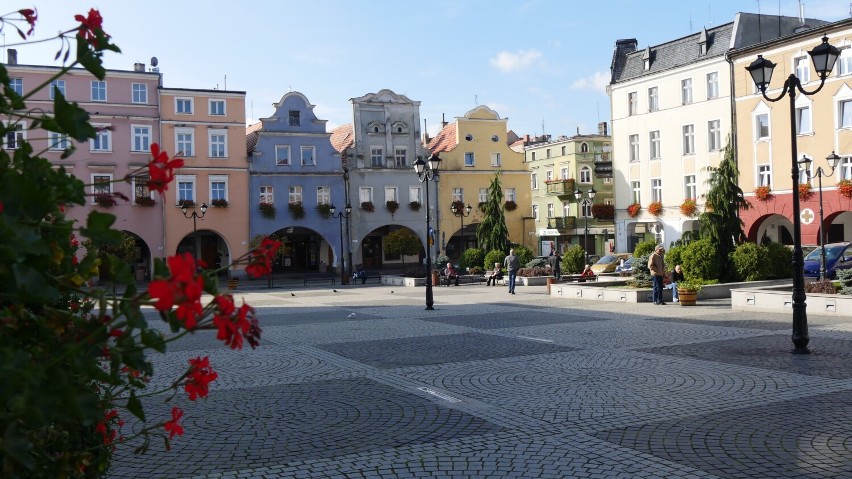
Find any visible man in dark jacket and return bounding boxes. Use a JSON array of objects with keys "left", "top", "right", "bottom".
[
  {"left": 648, "top": 244, "right": 666, "bottom": 305},
  {"left": 504, "top": 249, "right": 520, "bottom": 294}
]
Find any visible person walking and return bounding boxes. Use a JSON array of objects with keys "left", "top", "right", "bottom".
[
  {"left": 504, "top": 248, "right": 520, "bottom": 294},
  {"left": 548, "top": 251, "right": 562, "bottom": 279},
  {"left": 648, "top": 244, "right": 666, "bottom": 305}
]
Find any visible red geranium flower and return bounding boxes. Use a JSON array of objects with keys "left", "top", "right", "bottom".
[
  {"left": 185, "top": 356, "right": 218, "bottom": 400},
  {"left": 148, "top": 253, "right": 204, "bottom": 329},
  {"left": 213, "top": 295, "right": 261, "bottom": 349},
  {"left": 147, "top": 143, "right": 184, "bottom": 193},
  {"left": 163, "top": 407, "right": 184, "bottom": 439},
  {"left": 74, "top": 8, "right": 109, "bottom": 48},
  {"left": 245, "top": 237, "right": 281, "bottom": 278},
  {"left": 19, "top": 8, "right": 37, "bottom": 37}
]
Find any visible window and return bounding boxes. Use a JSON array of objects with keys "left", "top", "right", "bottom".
[
  {"left": 682, "top": 124, "right": 695, "bottom": 155},
  {"left": 629, "top": 134, "right": 639, "bottom": 162},
  {"left": 758, "top": 164, "right": 772, "bottom": 186},
  {"left": 581, "top": 201, "right": 592, "bottom": 218},
  {"left": 532, "top": 204, "right": 539, "bottom": 221},
  {"left": 579, "top": 166, "right": 592, "bottom": 183},
  {"left": 840, "top": 100, "right": 852, "bottom": 128},
  {"left": 385, "top": 186, "right": 398, "bottom": 203},
  {"left": 452, "top": 188, "right": 463, "bottom": 202},
  {"left": 176, "top": 175, "right": 195, "bottom": 203},
  {"left": 49, "top": 132, "right": 69, "bottom": 150},
  {"left": 756, "top": 114, "right": 770, "bottom": 140},
  {"left": 684, "top": 175, "right": 696, "bottom": 199},
  {"left": 580, "top": 143, "right": 589, "bottom": 153},
  {"left": 464, "top": 152, "right": 475, "bottom": 167},
  {"left": 288, "top": 186, "right": 303, "bottom": 204},
  {"left": 370, "top": 147, "right": 383, "bottom": 167},
  {"left": 490, "top": 152, "right": 501, "bottom": 167},
  {"left": 505, "top": 188, "right": 516, "bottom": 202},
  {"left": 132, "top": 125, "right": 151, "bottom": 152},
  {"left": 176, "top": 128, "right": 194, "bottom": 156},
  {"left": 547, "top": 203, "right": 554, "bottom": 218},
  {"left": 546, "top": 170, "right": 553, "bottom": 182},
  {"left": 50, "top": 80, "right": 65, "bottom": 100},
  {"left": 275, "top": 145, "right": 290, "bottom": 165},
  {"left": 359, "top": 186, "right": 372, "bottom": 203},
  {"left": 649, "top": 130, "right": 661, "bottom": 159},
  {"left": 681, "top": 78, "right": 692, "bottom": 105},
  {"left": 531, "top": 151, "right": 536, "bottom": 161},
  {"left": 317, "top": 186, "right": 330, "bottom": 205},
  {"left": 209, "top": 175, "right": 227, "bottom": 202},
  {"left": 8, "top": 78, "right": 22, "bottom": 96},
  {"left": 176, "top": 98, "right": 193, "bottom": 114},
  {"left": 840, "top": 157, "right": 852, "bottom": 180},
  {"left": 839, "top": 49, "right": 852, "bottom": 76},
  {"left": 131, "top": 83, "right": 147, "bottom": 104},
  {"left": 479, "top": 188, "right": 488, "bottom": 203},
  {"left": 4, "top": 123, "right": 25, "bottom": 149},
  {"left": 300, "top": 146, "right": 315, "bottom": 165},
  {"left": 651, "top": 178, "right": 662, "bottom": 202},
  {"left": 562, "top": 202, "right": 570, "bottom": 217},
  {"left": 91, "top": 81, "right": 106, "bottom": 102},
  {"left": 628, "top": 91, "right": 638, "bottom": 115},
  {"left": 648, "top": 87, "right": 658, "bottom": 112},
  {"left": 92, "top": 174, "right": 112, "bottom": 202},
  {"left": 288, "top": 110, "right": 300, "bottom": 126},
  {"left": 631, "top": 181, "right": 641, "bottom": 204},
  {"left": 259, "top": 186, "right": 273, "bottom": 204},
  {"left": 546, "top": 148, "right": 552, "bottom": 158},
  {"left": 91, "top": 125, "right": 111, "bottom": 152},
  {"left": 209, "top": 100, "right": 226, "bottom": 116},
  {"left": 795, "top": 56, "right": 810, "bottom": 83},
  {"left": 391, "top": 147, "right": 406, "bottom": 167},
  {"left": 133, "top": 176, "right": 151, "bottom": 202},
  {"left": 706, "top": 72, "right": 719, "bottom": 99},
  {"left": 531, "top": 172, "right": 538, "bottom": 190},
  {"left": 796, "top": 105, "right": 812, "bottom": 134},
  {"left": 209, "top": 130, "right": 227, "bottom": 158},
  {"left": 560, "top": 167, "right": 569, "bottom": 180},
  {"left": 708, "top": 120, "right": 721, "bottom": 151},
  {"left": 409, "top": 186, "right": 422, "bottom": 204}
]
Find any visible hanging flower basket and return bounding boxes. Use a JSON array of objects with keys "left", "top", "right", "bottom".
[
  {"left": 838, "top": 179, "right": 852, "bottom": 199},
  {"left": 360, "top": 201, "right": 375, "bottom": 212},
  {"left": 754, "top": 186, "right": 772, "bottom": 201},
  {"left": 211, "top": 198, "right": 229, "bottom": 208},
  {"left": 288, "top": 201, "right": 305, "bottom": 219},
  {"left": 626, "top": 203, "right": 641, "bottom": 218},
  {"left": 591, "top": 203, "right": 614, "bottom": 220},
  {"left": 316, "top": 203, "right": 332, "bottom": 218},
  {"left": 259, "top": 202, "right": 276, "bottom": 219},
  {"left": 798, "top": 183, "right": 813, "bottom": 201},
  {"left": 409, "top": 200, "right": 421, "bottom": 211},
  {"left": 386, "top": 200, "right": 399, "bottom": 215},
  {"left": 94, "top": 193, "right": 116, "bottom": 208},
  {"left": 648, "top": 201, "right": 663, "bottom": 217},
  {"left": 135, "top": 196, "right": 156, "bottom": 207},
  {"left": 680, "top": 198, "right": 697, "bottom": 217},
  {"left": 504, "top": 200, "right": 518, "bottom": 211}
]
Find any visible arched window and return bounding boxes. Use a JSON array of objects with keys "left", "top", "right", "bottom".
[
  {"left": 580, "top": 142, "right": 589, "bottom": 153},
  {"left": 579, "top": 166, "right": 592, "bottom": 183}
]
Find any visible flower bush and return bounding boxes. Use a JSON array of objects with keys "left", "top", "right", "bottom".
[
  {"left": 838, "top": 179, "right": 852, "bottom": 199},
  {"left": 211, "top": 198, "right": 228, "bottom": 208},
  {"left": 258, "top": 201, "right": 276, "bottom": 218},
  {"left": 798, "top": 182, "right": 813, "bottom": 201},
  {"left": 178, "top": 199, "right": 196, "bottom": 209},
  {"left": 504, "top": 200, "right": 518, "bottom": 211},
  {"left": 316, "top": 203, "right": 331, "bottom": 218},
  {"left": 408, "top": 200, "right": 421, "bottom": 211},
  {"left": 754, "top": 185, "right": 772, "bottom": 201},
  {"left": 135, "top": 195, "right": 156, "bottom": 206},
  {"left": 288, "top": 201, "right": 305, "bottom": 219},
  {"left": 0, "top": 12, "right": 277, "bottom": 476},
  {"left": 386, "top": 200, "right": 400, "bottom": 215},
  {"left": 627, "top": 203, "right": 641, "bottom": 218},
  {"left": 360, "top": 201, "right": 375, "bottom": 212},
  {"left": 95, "top": 192, "right": 118, "bottom": 207},
  {"left": 648, "top": 201, "right": 663, "bottom": 216},
  {"left": 680, "top": 198, "right": 697, "bottom": 217},
  {"left": 591, "top": 203, "right": 614, "bottom": 220}
]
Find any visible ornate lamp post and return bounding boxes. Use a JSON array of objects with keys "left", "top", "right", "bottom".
[
  {"left": 574, "top": 187, "right": 596, "bottom": 264},
  {"left": 329, "top": 203, "right": 353, "bottom": 285},
  {"left": 746, "top": 35, "right": 839, "bottom": 354},
  {"left": 798, "top": 152, "right": 841, "bottom": 281},
  {"left": 414, "top": 154, "right": 441, "bottom": 310},
  {"left": 450, "top": 202, "right": 472, "bottom": 252},
  {"left": 181, "top": 202, "right": 208, "bottom": 264}
]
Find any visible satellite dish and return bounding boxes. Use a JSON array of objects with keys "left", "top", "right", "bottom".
[{"left": 150, "top": 56, "right": 159, "bottom": 67}]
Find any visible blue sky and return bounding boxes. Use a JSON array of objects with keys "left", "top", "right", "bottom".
[{"left": 9, "top": 1, "right": 849, "bottom": 139}]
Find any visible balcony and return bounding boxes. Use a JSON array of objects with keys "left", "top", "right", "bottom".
[
  {"left": 545, "top": 179, "right": 575, "bottom": 196},
  {"left": 548, "top": 216, "right": 576, "bottom": 230}
]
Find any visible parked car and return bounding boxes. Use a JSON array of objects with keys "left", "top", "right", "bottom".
[
  {"left": 614, "top": 256, "right": 635, "bottom": 274},
  {"left": 590, "top": 253, "right": 631, "bottom": 274},
  {"left": 803, "top": 242, "right": 852, "bottom": 279}
]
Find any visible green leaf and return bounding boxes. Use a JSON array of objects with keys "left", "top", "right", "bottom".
[
  {"left": 126, "top": 391, "right": 145, "bottom": 422},
  {"left": 53, "top": 91, "right": 96, "bottom": 142},
  {"left": 80, "top": 211, "right": 121, "bottom": 247},
  {"left": 76, "top": 35, "right": 106, "bottom": 80}
]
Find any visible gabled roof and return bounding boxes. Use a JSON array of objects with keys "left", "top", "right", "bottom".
[
  {"left": 426, "top": 122, "right": 457, "bottom": 153},
  {"left": 330, "top": 124, "right": 354, "bottom": 153}
]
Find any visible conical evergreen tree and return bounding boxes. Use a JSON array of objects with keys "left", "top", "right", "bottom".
[
  {"left": 476, "top": 172, "right": 510, "bottom": 252},
  {"left": 699, "top": 135, "right": 750, "bottom": 282}
]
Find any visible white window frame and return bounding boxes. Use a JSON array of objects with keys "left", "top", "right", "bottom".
[
  {"left": 385, "top": 186, "right": 398, "bottom": 203},
  {"left": 452, "top": 188, "right": 463, "bottom": 203},
  {"left": 839, "top": 99, "right": 852, "bottom": 129},
  {"left": 175, "top": 97, "right": 194, "bottom": 115},
  {"left": 209, "top": 99, "right": 226, "bottom": 116},
  {"left": 629, "top": 134, "right": 639, "bottom": 162},
  {"left": 394, "top": 147, "right": 407, "bottom": 167},
  {"left": 651, "top": 178, "right": 662, "bottom": 203},
  {"left": 3, "top": 121, "right": 26, "bottom": 149},
  {"left": 259, "top": 186, "right": 274, "bottom": 204},
  {"left": 49, "top": 80, "right": 65, "bottom": 100},
  {"left": 708, "top": 119, "right": 721, "bottom": 151},
  {"left": 409, "top": 186, "right": 422, "bottom": 204},
  {"left": 681, "top": 78, "right": 693, "bottom": 105},
  {"left": 91, "top": 80, "right": 107, "bottom": 102},
  {"left": 479, "top": 188, "right": 488, "bottom": 203},
  {"left": 631, "top": 181, "right": 641, "bottom": 204},
  {"left": 9, "top": 77, "right": 22, "bottom": 96},
  {"left": 275, "top": 145, "right": 290, "bottom": 165},
  {"left": 547, "top": 203, "right": 555, "bottom": 218},
  {"left": 300, "top": 146, "right": 315, "bottom": 165},
  {"left": 370, "top": 147, "right": 383, "bottom": 167},
  {"left": 706, "top": 72, "right": 719, "bottom": 99},
  {"left": 176, "top": 175, "right": 196, "bottom": 203},
  {"left": 757, "top": 164, "right": 772, "bottom": 187},
  {"left": 649, "top": 130, "right": 661, "bottom": 159},
  {"left": 91, "top": 124, "right": 111, "bottom": 152},
  {"left": 796, "top": 104, "right": 812, "bottom": 135},
  {"left": 755, "top": 113, "right": 770, "bottom": 140},
  {"left": 685, "top": 175, "right": 697, "bottom": 199},
  {"left": 682, "top": 124, "right": 695, "bottom": 155},
  {"left": 560, "top": 167, "right": 569, "bottom": 180},
  {"left": 175, "top": 128, "right": 194, "bottom": 157},
  {"left": 131, "top": 125, "right": 152, "bottom": 152},
  {"left": 839, "top": 48, "right": 852, "bottom": 76},
  {"left": 209, "top": 129, "right": 227, "bottom": 158},
  {"left": 359, "top": 186, "right": 372, "bottom": 203},
  {"left": 288, "top": 185, "right": 303, "bottom": 204},
  {"left": 490, "top": 152, "right": 501, "bottom": 167},
  {"left": 579, "top": 166, "right": 592, "bottom": 183},
  {"left": 628, "top": 91, "right": 638, "bottom": 116},
  {"left": 532, "top": 204, "right": 539, "bottom": 221},
  {"left": 795, "top": 56, "right": 810, "bottom": 84},
  {"left": 648, "top": 86, "right": 658, "bottom": 112},
  {"left": 317, "top": 186, "right": 331, "bottom": 205},
  {"left": 581, "top": 200, "right": 592, "bottom": 218},
  {"left": 562, "top": 201, "right": 570, "bottom": 217},
  {"left": 531, "top": 172, "right": 538, "bottom": 190},
  {"left": 133, "top": 175, "right": 152, "bottom": 203},
  {"left": 49, "top": 131, "right": 70, "bottom": 151},
  {"left": 840, "top": 156, "right": 852, "bottom": 180},
  {"left": 546, "top": 170, "right": 553, "bottom": 182},
  {"left": 464, "top": 152, "right": 475, "bottom": 167},
  {"left": 209, "top": 175, "right": 228, "bottom": 202},
  {"left": 131, "top": 83, "right": 147, "bottom": 104},
  {"left": 91, "top": 173, "right": 113, "bottom": 203},
  {"left": 505, "top": 188, "right": 516, "bottom": 202}
]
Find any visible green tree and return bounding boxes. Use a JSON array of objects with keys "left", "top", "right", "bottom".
[
  {"left": 476, "top": 172, "right": 509, "bottom": 253},
  {"left": 384, "top": 228, "right": 421, "bottom": 273},
  {"left": 562, "top": 244, "right": 585, "bottom": 273},
  {"left": 699, "top": 136, "right": 749, "bottom": 282}
]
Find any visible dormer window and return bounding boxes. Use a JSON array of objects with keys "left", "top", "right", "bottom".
[
  {"left": 698, "top": 29, "right": 709, "bottom": 56},
  {"left": 367, "top": 121, "right": 385, "bottom": 134},
  {"left": 288, "top": 110, "right": 300, "bottom": 126},
  {"left": 391, "top": 121, "right": 408, "bottom": 134},
  {"left": 642, "top": 47, "right": 651, "bottom": 71}
]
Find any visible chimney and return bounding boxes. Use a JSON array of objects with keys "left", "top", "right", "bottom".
[
  {"left": 598, "top": 121, "right": 608, "bottom": 136},
  {"left": 133, "top": 62, "right": 146, "bottom": 72},
  {"left": 441, "top": 112, "right": 447, "bottom": 128},
  {"left": 7, "top": 49, "right": 17, "bottom": 65}
]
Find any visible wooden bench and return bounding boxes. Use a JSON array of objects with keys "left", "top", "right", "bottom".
[
  {"left": 303, "top": 274, "right": 336, "bottom": 286},
  {"left": 353, "top": 272, "right": 381, "bottom": 284}
]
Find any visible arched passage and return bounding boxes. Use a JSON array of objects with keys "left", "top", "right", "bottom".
[
  {"left": 177, "top": 228, "right": 230, "bottom": 274},
  {"left": 263, "top": 226, "right": 332, "bottom": 273},
  {"left": 358, "top": 225, "right": 422, "bottom": 273}
]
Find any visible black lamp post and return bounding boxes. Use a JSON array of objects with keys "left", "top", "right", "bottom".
[
  {"left": 414, "top": 154, "right": 441, "bottom": 310},
  {"left": 450, "top": 202, "right": 473, "bottom": 252},
  {"left": 746, "top": 34, "right": 839, "bottom": 354},
  {"left": 342, "top": 166, "right": 354, "bottom": 281},
  {"left": 799, "top": 151, "right": 841, "bottom": 281},
  {"left": 329, "top": 203, "right": 353, "bottom": 285},
  {"left": 181, "top": 202, "right": 208, "bottom": 265},
  {"left": 574, "top": 187, "right": 596, "bottom": 264}
]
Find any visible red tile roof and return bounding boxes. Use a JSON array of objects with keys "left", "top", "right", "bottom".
[
  {"left": 426, "top": 122, "right": 457, "bottom": 154},
  {"left": 330, "top": 124, "right": 354, "bottom": 153}
]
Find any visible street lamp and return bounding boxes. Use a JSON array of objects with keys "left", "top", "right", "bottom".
[
  {"left": 450, "top": 202, "right": 472, "bottom": 252},
  {"left": 574, "top": 187, "right": 596, "bottom": 264},
  {"left": 342, "top": 166, "right": 354, "bottom": 281},
  {"left": 414, "top": 154, "right": 441, "bottom": 310},
  {"left": 181, "top": 202, "right": 208, "bottom": 264},
  {"left": 747, "top": 34, "right": 839, "bottom": 354},
  {"left": 798, "top": 151, "right": 841, "bottom": 281},
  {"left": 329, "top": 203, "right": 353, "bottom": 285}
]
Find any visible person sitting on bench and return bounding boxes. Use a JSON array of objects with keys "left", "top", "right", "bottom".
[
  {"left": 353, "top": 265, "right": 367, "bottom": 284},
  {"left": 579, "top": 264, "right": 595, "bottom": 282},
  {"left": 445, "top": 263, "right": 460, "bottom": 286},
  {"left": 486, "top": 263, "right": 503, "bottom": 286}
]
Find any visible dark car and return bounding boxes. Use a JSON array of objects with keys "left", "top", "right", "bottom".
[{"left": 803, "top": 242, "right": 852, "bottom": 279}]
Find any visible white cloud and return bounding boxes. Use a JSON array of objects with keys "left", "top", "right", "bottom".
[
  {"left": 570, "top": 71, "right": 610, "bottom": 94},
  {"left": 489, "top": 49, "right": 544, "bottom": 73}
]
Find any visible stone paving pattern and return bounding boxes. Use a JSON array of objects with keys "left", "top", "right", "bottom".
[{"left": 109, "top": 285, "right": 852, "bottom": 478}]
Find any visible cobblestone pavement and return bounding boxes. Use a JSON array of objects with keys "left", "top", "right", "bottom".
[{"left": 108, "top": 284, "right": 852, "bottom": 478}]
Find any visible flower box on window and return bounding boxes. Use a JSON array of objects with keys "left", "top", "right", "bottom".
[
  {"left": 626, "top": 203, "right": 641, "bottom": 218},
  {"left": 316, "top": 203, "right": 331, "bottom": 218},
  {"left": 754, "top": 186, "right": 772, "bottom": 201},
  {"left": 386, "top": 200, "right": 400, "bottom": 215},
  {"left": 361, "top": 201, "right": 375, "bottom": 212},
  {"left": 288, "top": 201, "right": 305, "bottom": 219},
  {"left": 648, "top": 201, "right": 663, "bottom": 217},
  {"left": 258, "top": 201, "right": 276, "bottom": 219},
  {"left": 95, "top": 193, "right": 116, "bottom": 208},
  {"left": 211, "top": 198, "right": 228, "bottom": 208},
  {"left": 591, "top": 203, "right": 614, "bottom": 220},
  {"left": 408, "top": 200, "right": 421, "bottom": 211},
  {"left": 838, "top": 179, "right": 852, "bottom": 199},
  {"left": 135, "top": 196, "right": 156, "bottom": 207},
  {"left": 451, "top": 200, "right": 465, "bottom": 214},
  {"left": 680, "top": 198, "right": 697, "bottom": 217},
  {"left": 798, "top": 183, "right": 813, "bottom": 201},
  {"left": 504, "top": 200, "right": 518, "bottom": 211},
  {"left": 178, "top": 199, "right": 196, "bottom": 209}
]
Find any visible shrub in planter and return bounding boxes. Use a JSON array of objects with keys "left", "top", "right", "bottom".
[
  {"left": 461, "top": 248, "right": 484, "bottom": 270},
  {"left": 681, "top": 238, "right": 721, "bottom": 282},
  {"left": 288, "top": 201, "right": 305, "bottom": 219},
  {"left": 316, "top": 203, "right": 331, "bottom": 218},
  {"left": 633, "top": 240, "right": 656, "bottom": 259},
  {"left": 805, "top": 280, "right": 837, "bottom": 294},
  {"left": 516, "top": 266, "right": 552, "bottom": 277},
  {"left": 764, "top": 242, "right": 792, "bottom": 279},
  {"left": 731, "top": 242, "right": 769, "bottom": 281},
  {"left": 562, "top": 244, "right": 585, "bottom": 273},
  {"left": 360, "top": 201, "right": 375, "bottom": 212},
  {"left": 386, "top": 200, "right": 400, "bottom": 215},
  {"left": 483, "top": 250, "right": 505, "bottom": 270},
  {"left": 408, "top": 200, "right": 421, "bottom": 211},
  {"left": 258, "top": 202, "right": 276, "bottom": 219},
  {"left": 838, "top": 269, "right": 852, "bottom": 295},
  {"left": 504, "top": 200, "right": 518, "bottom": 211},
  {"left": 665, "top": 244, "right": 685, "bottom": 271},
  {"left": 513, "top": 245, "right": 534, "bottom": 266},
  {"left": 434, "top": 254, "right": 450, "bottom": 270},
  {"left": 135, "top": 195, "right": 156, "bottom": 206},
  {"left": 211, "top": 198, "right": 228, "bottom": 208},
  {"left": 629, "top": 253, "right": 653, "bottom": 288},
  {"left": 526, "top": 256, "right": 548, "bottom": 268}
]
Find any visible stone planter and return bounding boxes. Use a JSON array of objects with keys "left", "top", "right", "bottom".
[
  {"left": 518, "top": 276, "right": 550, "bottom": 286},
  {"left": 380, "top": 275, "right": 405, "bottom": 286},
  {"left": 404, "top": 277, "right": 427, "bottom": 287},
  {"left": 677, "top": 289, "right": 697, "bottom": 306}
]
